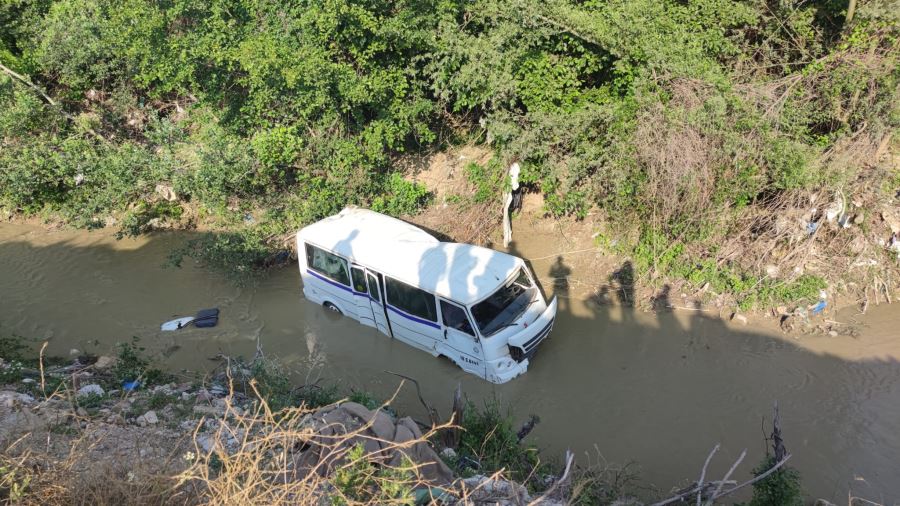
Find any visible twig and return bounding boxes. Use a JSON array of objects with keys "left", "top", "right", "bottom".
[
  {"left": 711, "top": 454, "right": 792, "bottom": 501},
  {"left": 0, "top": 62, "right": 57, "bottom": 106},
  {"left": 385, "top": 371, "right": 440, "bottom": 426},
  {"left": 710, "top": 449, "right": 747, "bottom": 499},
  {"left": 527, "top": 450, "right": 574, "bottom": 505},
  {"left": 696, "top": 444, "right": 720, "bottom": 506},
  {"left": 39, "top": 342, "right": 48, "bottom": 399}
]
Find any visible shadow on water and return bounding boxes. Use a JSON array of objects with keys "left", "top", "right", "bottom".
[{"left": 2, "top": 224, "right": 900, "bottom": 502}]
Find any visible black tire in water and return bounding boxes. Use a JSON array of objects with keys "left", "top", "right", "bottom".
[{"left": 323, "top": 302, "right": 342, "bottom": 314}]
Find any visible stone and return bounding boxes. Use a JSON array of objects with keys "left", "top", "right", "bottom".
[
  {"left": 77, "top": 384, "right": 105, "bottom": 397},
  {"left": 197, "top": 435, "right": 214, "bottom": 453},
  {"left": 143, "top": 410, "right": 159, "bottom": 424},
  {"left": 94, "top": 356, "right": 116, "bottom": 369},
  {"left": 181, "top": 392, "right": 192, "bottom": 402},
  {"left": 393, "top": 424, "right": 415, "bottom": 444},
  {"left": 155, "top": 183, "right": 178, "bottom": 202},
  {"left": 340, "top": 402, "right": 373, "bottom": 422},
  {"left": 730, "top": 313, "right": 748, "bottom": 325},
  {"left": 69, "top": 348, "right": 81, "bottom": 356},
  {"left": 370, "top": 410, "right": 396, "bottom": 442},
  {"left": 195, "top": 390, "right": 212, "bottom": 402},
  {"left": 0, "top": 391, "right": 34, "bottom": 408},
  {"left": 193, "top": 405, "right": 223, "bottom": 416},
  {"left": 397, "top": 417, "right": 423, "bottom": 439},
  {"left": 136, "top": 415, "right": 147, "bottom": 427},
  {"left": 440, "top": 447, "right": 457, "bottom": 459}
]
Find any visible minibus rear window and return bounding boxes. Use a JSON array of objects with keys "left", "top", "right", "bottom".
[{"left": 305, "top": 243, "right": 351, "bottom": 286}]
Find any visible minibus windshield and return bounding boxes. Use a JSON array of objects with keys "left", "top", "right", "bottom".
[{"left": 471, "top": 268, "right": 536, "bottom": 336}]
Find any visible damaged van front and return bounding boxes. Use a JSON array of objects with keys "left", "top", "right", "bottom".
[{"left": 468, "top": 266, "right": 558, "bottom": 384}]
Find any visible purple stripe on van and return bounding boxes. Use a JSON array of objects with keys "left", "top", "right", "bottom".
[
  {"left": 387, "top": 305, "right": 441, "bottom": 329},
  {"left": 306, "top": 269, "right": 353, "bottom": 293}
]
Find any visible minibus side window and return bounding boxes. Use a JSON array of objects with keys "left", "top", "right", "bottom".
[
  {"left": 366, "top": 273, "right": 380, "bottom": 303},
  {"left": 305, "top": 243, "right": 350, "bottom": 286},
  {"left": 385, "top": 278, "right": 437, "bottom": 322},
  {"left": 440, "top": 301, "right": 474, "bottom": 336},
  {"left": 350, "top": 267, "right": 367, "bottom": 293}
]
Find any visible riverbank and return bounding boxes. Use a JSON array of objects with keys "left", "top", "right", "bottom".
[{"left": 0, "top": 341, "right": 629, "bottom": 505}]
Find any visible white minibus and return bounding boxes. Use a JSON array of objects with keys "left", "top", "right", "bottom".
[{"left": 296, "top": 207, "right": 557, "bottom": 384}]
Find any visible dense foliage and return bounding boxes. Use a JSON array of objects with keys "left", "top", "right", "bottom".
[
  {"left": 749, "top": 456, "right": 804, "bottom": 505},
  {"left": 1, "top": 0, "right": 897, "bottom": 294}
]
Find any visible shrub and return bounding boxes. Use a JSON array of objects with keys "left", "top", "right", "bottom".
[
  {"left": 370, "top": 173, "right": 432, "bottom": 216},
  {"left": 459, "top": 401, "right": 541, "bottom": 485},
  {"left": 748, "top": 455, "right": 803, "bottom": 506},
  {"left": 112, "top": 341, "right": 168, "bottom": 386}
]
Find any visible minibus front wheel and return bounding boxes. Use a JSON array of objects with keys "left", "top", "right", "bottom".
[{"left": 323, "top": 302, "right": 342, "bottom": 314}]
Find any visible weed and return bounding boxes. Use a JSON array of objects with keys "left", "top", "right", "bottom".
[
  {"left": 330, "top": 444, "right": 416, "bottom": 505},
  {"left": 459, "top": 400, "right": 542, "bottom": 486},
  {"left": 112, "top": 340, "right": 170, "bottom": 387},
  {"left": 0, "top": 463, "right": 32, "bottom": 502},
  {"left": 147, "top": 391, "right": 177, "bottom": 410},
  {"left": 748, "top": 455, "right": 803, "bottom": 506},
  {"left": 76, "top": 393, "right": 107, "bottom": 409}
]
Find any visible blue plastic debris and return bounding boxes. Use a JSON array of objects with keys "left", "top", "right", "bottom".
[
  {"left": 806, "top": 222, "right": 819, "bottom": 235},
  {"left": 123, "top": 380, "right": 141, "bottom": 391},
  {"left": 810, "top": 300, "right": 827, "bottom": 315}
]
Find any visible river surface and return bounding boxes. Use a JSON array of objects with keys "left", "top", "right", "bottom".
[{"left": 1, "top": 221, "right": 899, "bottom": 502}]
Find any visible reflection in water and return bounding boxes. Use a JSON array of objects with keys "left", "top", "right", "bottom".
[{"left": 1, "top": 223, "right": 900, "bottom": 502}]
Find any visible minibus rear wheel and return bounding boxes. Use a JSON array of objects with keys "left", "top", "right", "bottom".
[{"left": 323, "top": 302, "right": 342, "bottom": 314}]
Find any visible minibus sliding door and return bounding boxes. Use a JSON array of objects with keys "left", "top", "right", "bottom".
[{"left": 350, "top": 265, "right": 377, "bottom": 329}]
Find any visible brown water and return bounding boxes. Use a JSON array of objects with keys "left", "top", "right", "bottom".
[{"left": 2, "top": 222, "right": 899, "bottom": 502}]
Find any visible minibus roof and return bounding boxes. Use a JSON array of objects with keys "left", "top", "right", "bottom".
[{"left": 298, "top": 208, "right": 522, "bottom": 304}]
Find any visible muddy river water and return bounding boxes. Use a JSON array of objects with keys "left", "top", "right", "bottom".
[{"left": 2, "top": 221, "right": 899, "bottom": 502}]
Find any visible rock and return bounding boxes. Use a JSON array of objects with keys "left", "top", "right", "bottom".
[
  {"left": 765, "top": 264, "right": 780, "bottom": 278},
  {"left": 397, "top": 417, "right": 423, "bottom": 439},
  {"left": 136, "top": 415, "right": 147, "bottom": 427},
  {"left": 77, "top": 384, "right": 105, "bottom": 397},
  {"left": 340, "top": 402, "right": 373, "bottom": 422},
  {"left": 392, "top": 424, "right": 415, "bottom": 445},
  {"left": 193, "top": 405, "right": 224, "bottom": 417},
  {"left": 370, "top": 410, "right": 396, "bottom": 442},
  {"left": 730, "top": 313, "right": 748, "bottom": 325},
  {"left": 828, "top": 330, "right": 838, "bottom": 337},
  {"left": 440, "top": 447, "right": 457, "bottom": 459},
  {"left": 181, "top": 392, "right": 192, "bottom": 402},
  {"left": 69, "top": 348, "right": 81, "bottom": 356},
  {"left": 155, "top": 183, "right": 178, "bottom": 202},
  {"left": 94, "top": 355, "right": 116, "bottom": 369},
  {"left": 21, "top": 378, "right": 35, "bottom": 384},
  {"left": 882, "top": 207, "right": 900, "bottom": 234},
  {"left": 143, "top": 410, "right": 159, "bottom": 424},
  {"left": 197, "top": 435, "right": 215, "bottom": 453},
  {"left": 0, "top": 391, "right": 35, "bottom": 408},
  {"left": 195, "top": 389, "right": 212, "bottom": 403}
]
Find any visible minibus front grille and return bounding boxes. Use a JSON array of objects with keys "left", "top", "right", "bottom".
[{"left": 522, "top": 318, "right": 554, "bottom": 357}]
